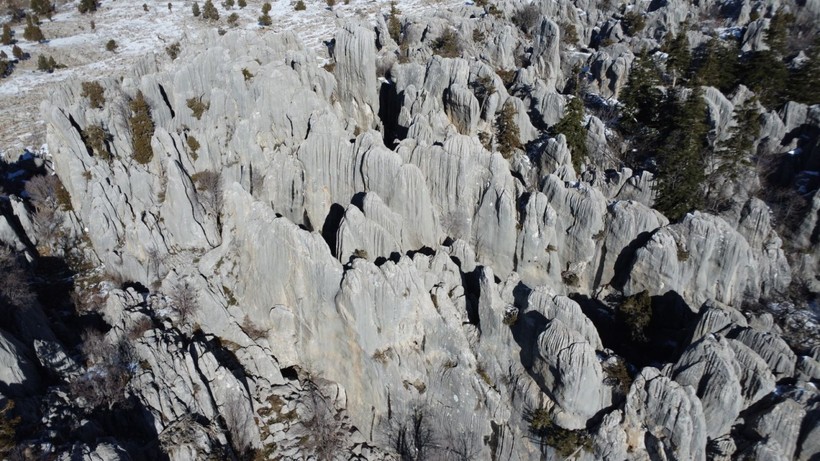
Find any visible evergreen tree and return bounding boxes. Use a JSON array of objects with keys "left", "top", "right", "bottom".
[
  {"left": 712, "top": 96, "right": 760, "bottom": 179},
  {"left": 224, "top": 0, "right": 235, "bottom": 8},
  {"left": 693, "top": 38, "right": 738, "bottom": 92},
  {"left": 23, "top": 16, "right": 44, "bottom": 42},
  {"left": 786, "top": 38, "right": 820, "bottom": 105},
  {"left": 202, "top": 0, "right": 219, "bottom": 20},
  {"left": 238, "top": 0, "right": 247, "bottom": 8},
  {"left": 78, "top": 0, "right": 98, "bottom": 14},
  {"left": 551, "top": 96, "right": 587, "bottom": 171},
  {"left": 495, "top": 101, "right": 521, "bottom": 159},
  {"left": 662, "top": 29, "right": 691, "bottom": 86},
  {"left": 740, "top": 50, "right": 787, "bottom": 108},
  {"left": 192, "top": 1, "right": 201, "bottom": 17},
  {"left": 129, "top": 91, "right": 155, "bottom": 164},
  {"left": 1, "top": 24, "right": 12, "bottom": 45},
  {"left": 765, "top": 8, "right": 792, "bottom": 56},
  {"left": 30, "top": 0, "right": 53, "bottom": 19},
  {"left": 619, "top": 49, "right": 666, "bottom": 166},
  {"left": 388, "top": 1, "right": 401, "bottom": 43},
  {"left": 654, "top": 88, "right": 709, "bottom": 221},
  {"left": 12, "top": 45, "right": 22, "bottom": 60}
]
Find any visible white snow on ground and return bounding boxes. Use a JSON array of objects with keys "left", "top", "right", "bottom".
[{"left": 0, "top": 0, "right": 461, "bottom": 156}]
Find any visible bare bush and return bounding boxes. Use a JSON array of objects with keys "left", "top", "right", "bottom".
[
  {"left": 389, "top": 404, "right": 438, "bottom": 461},
  {"left": 191, "top": 170, "right": 222, "bottom": 216},
  {"left": 222, "top": 393, "right": 255, "bottom": 458},
  {"left": 0, "top": 246, "right": 35, "bottom": 310},
  {"left": 70, "top": 330, "right": 134, "bottom": 410},
  {"left": 512, "top": 4, "right": 540, "bottom": 35},
  {"left": 171, "top": 282, "right": 198, "bottom": 325},
  {"left": 302, "top": 380, "right": 344, "bottom": 460}
]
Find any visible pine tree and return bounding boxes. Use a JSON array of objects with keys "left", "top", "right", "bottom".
[
  {"left": 620, "top": 49, "right": 666, "bottom": 167},
  {"left": 495, "top": 101, "right": 521, "bottom": 159},
  {"left": 388, "top": 1, "right": 401, "bottom": 43},
  {"left": 713, "top": 96, "right": 759, "bottom": 179},
  {"left": 1, "top": 24, "right": 12, "bottom": 45},
  {"left": 192, "top": 1, "right": 201, "bottom": 17},
  {"left": 693, "top": 38, "right": 738, "bottom": 92},
  {"left": 653, "top": 88, "right": 709, "bottom": 221},
  {"left": 23, "top": 16, "right": 44, "bottom": 42},
  {"left": 129, "top": 91, "right": 155, "bottom": 164},
  {"left": 12, "top": 45, "right": 23, "bottom": 60},
  {"left": 765, "top": 8, "right": 792, "bottom": 57},
  {"left": 786, "top": 38, "right": 820, "bottom": 105},
  {"left": 551, "top": 96, "right": 587, "bottom": 171},
  {"left": 662, "top": 29, "right": 691, "bottom": 87},
  {"left": 78, "top": 0, "right": 98, "bottom": 14},
  {"left": 740, "top": 50, "right": 787, "bottom": 108},
  {"left": 238, "top": 0, "right": 247, "bottom": 8},
  {"left": 202, "top": 0, "right": 219, "bottom": 20},
  {"left": 30, "top": 0, "right": 53, "bottom": 19}
]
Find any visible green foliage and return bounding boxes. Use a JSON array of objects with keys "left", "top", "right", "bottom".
[
  {"left": 1, "top": 24, "right": 12, "bottom": 45},
  {"left": 662, "top": 29, "right": 692, "bottom": 86},
  {"left": 432, "top": 28, "right": 461, "bottom": 58},
  {"left": 242, "top": 68, "right": 254, "bottom": 81},
  {"left": 129, "top": 91, "right": 155, "bottom": 165},
  {"left": 105, "top": 39, "right": 117, "bottom": 52},
  {"left": 259, "top": 13, "right": 272, "bottom": 26},
  {"left": 765, "top": 8, "right": 793, "bottom": 57},
  {"left": 12, "top": 44, "right": 22, "bottom": 60},
  {"left": 620, "top": 49, "right": 666, "bottom": 166},
  {"left": 262, "top": 2, "right": 272, "bottom": 14},
  {"left": 294, "top": 0, "right": 306, "bottom": 11},
  {"left": 617, "top": 290, "right": 652, "bottom": 343},
  {"left": 187, "top": 135, "right": 200, "bottom": 157},
  {"left": 202, "top": 0, "right": 219, "bottom": 20},
  {"left": 78, "top": 0, "right": 98, "bottom": 13},
  {"left": 166, "top": 42, "right": 181, "bottom": 60},
  {"left": 326, "top": 0, "right": 335, "bottom": 7},
  {"left": 388, "top": 1, "right": 401, "bottom": 43},
  {"left": 227, "top": 12, "right": 239, "bottom": 26},
  {"left": 693, "top": 38, "right": 738, "bottom": 92},
  {"left": 469, "top": 74, "right": 495, "bottom": 106},
  {"left": 528, "top": 408, "right": 592, "bottom": 458},
  {"left": 495, "top": 101, "right": 521, "bottom": 159},
  {"left": 239, "top": 0, "right": 247, "bottom": 8},
  {"left": 81, "top": 81, "right": 105, "bottom": 109},
  {"left": 739, "top": 50, "right": 787, "bottom": 108},
  {"left": 187, "top": 97, "right": 209, "bottom": 120},
  {"left": 192, "top": 1, "right": 201, "bottom": 17},
  {"left": 603, "top": 358, "right": 633, "bottom": 397},
  {"left": 713, "top": 96, "right": 759, "bottom": 179},
  {"left": 30, "top": 0, "right": 53, "bottom": 18},
  {"left": 621, "top": 11, "right": 645, "bottom": 36},
  {"left": 224, "top": 0, "right": 235, "bottom": 8},
  {"left": 37, "top": 54, "right": 56, "bottom": 72},
  {"left": 786, "top": 38, "right": 820, "bottom": 105},
  {"left": 551, "top": 96, "right": 587, "bottom": 171},
  {"left": 23, "top": 16, "right": 44, "bottom": 41},
  {"left": 653, "top": 88, "right": 708, "bottom": 221},
  {"left": 0, "top": 58, "right": 8, "bottom": 78}
]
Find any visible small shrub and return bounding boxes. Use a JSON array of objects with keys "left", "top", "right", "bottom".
[
  {"left": 142, "top": 3, "right": 149, "bottom": 12},
  {"left": 617, "top": 290, "right": 652, "bottom": 343},
  {"left": 496, "top": 68, "right": 516, "bottom": 88},
  {"left": 224, "top": 0, "right": 235, "bottom": 8},
  {"left": 222, "top": 285, "right": 238, "bottom": 306},
  {"left": 11, "top": 45, "right": 22, "bottom": 60},
  {"left": 171, "top": 282, "right": 198, "bottom": 325},
  {"left": 37, "top": 54, "right": 56, "bottom": 72},
  {"left": 0, "top": 400, "right": 20, "bottom": 457},
  {"left": 81, "top": 81, "right": 105, "bottom": 109},
  {"left": 241, "top": 315, "right": 267, "bottom": 340},
  {"left": 186, "top": 97, "right": 209, "bottom": 120},
  {"left": 106, "top": 39, "right": 117, "bottom": 52},
  {"left": 192, "top": 1, "right": 201, "bottom": 17},
  {"left": 528, "top": 407, "right": 592, "bottom": 458},
  {"left": 561, "top": 22, "right": 578, "bottom": 45},
  {"left": 192, "top": 170, "right": 223, "bottom": 216},
  {"left": 326, "top": 0, "right": 335, "bottom": 8},
  {"left": 187, "top": 134, "right": 200, "bottom": 157},
  {"left": 90, "top": 20, "right": 95, "bottom": 30},
  {"left": 512, "top": 4, "right": 540, "bottom": 35},
  {"left": 603, "top": 358, "right": 633, "bottom": 397},
  {"left": 387, "top": 1, "right": 401, "bottom": 42},
  {"left": 227, "top": 12, "right": 239, "bottom": 26},
  {"left": 432, "top": 28, "right": 461, "bottom": 58},
  {"left": 78, "top": 0, "right": 98, "bottom": 13},
  {"left": 166, "top": 42, "right": 181, "bottom": 60},
  {"left": 202, "top": 0, "right": 220, "bottom": 20},
  {"left": 561, "top": 270, "right": 580, "bottom": 287},
  {"left": 23, "top": 16, "right": 44, "bottom": 41},
  {"left": 622, "top": 11, "right": 645, "bottom": 37},
  {"left": 84, "top": 124, "right": 110, "bottom": 159},
  {"left": 0, "top": 245, "right": 36, "bottom": 310},
  {"left": 353, "top": 248, "right": 368, "bottom": 259},
  {"left": 502, "top": 304, "right": 519, "bottom": 325},
  {"left": 242, "top": 68, "right": 254, "bottom": 81},
  {"left": 294, "top": 0, "right": 306, "bottom": 11},
  {"left": 472, "top": 28, "right": 485, "bottom": 43},
  {"left": 239, "top": 0, "right": 247, "bottom": 7},
  {"left": 168, "top": 2, "right": 172, "bottom": 11},
  {"left": 322, "top": 61, "right": 335, "bottom": 73},
  {"left": 262, "top": 2, "right": 272, "bottom": 14},
  {"left": 1, "top": 24, "right": 12, "bottom": 45},
  {"left": 129, "top": 91, "right": 155, "bottom": 164},
  {"left": 259, "top": 13, "right": 272, "bottom": 26}
]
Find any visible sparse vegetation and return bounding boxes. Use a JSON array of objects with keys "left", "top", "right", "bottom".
[
  {"left": 129, "top": 91, "right": 155, "bottom": 164},
  {"left": 617, "top": 290, "right": 652, "bottom": 344},
  {"left": 621, "top": 10, "right": 645, "bottom": 36},
  {"left": 81, "top": 81, "right": 105, "bottom": 109},
  {"left": 187, "top": 134, "right": 200, "bottom": 157},
  {"left": 106, "top": 39, "right": 118, "bottom": 52},
  {"left": 512, "top": 4, "right": 540, "bottom": 35},
  {"left": 171, "top": 282, "right": 198, "bottom": 325},
  {"left": 1, "top": 24, "right": 12, "bottom": 45},
  {"left": 202, "top": 0, "right": 220, "bottom": 21},
  {"left": 192, "top": 170, "right": 223, "bottom": 217},
  {"left": 23, "top": 16, "right": 44, "bottom": 42},
  {"left": 30, "top": 0, "right": 54, "bottom": 19},
  {"left": 294, "top": 0, "right": 306, "bottom": 11},
  {"left": 0, "top": 400, "right": 20, "bottom": 457},
  {"left": 242, "top": 68, "right": 254, "bottom": 81},
  {"left": 227, "top": 12, "right": 239, "bottom": 26},
  {"left": 239, "top": 0, "right": 247, "bottom": 7},
  {"left": 37, "top": 54, "right": 57, "bottom": 73},
  {"left": 192, "top": 1, "right": 201, "bottom": 17},
  {"left": 186, "top": 97, "right": 209, "bottom": 120},
  {"left": 84, "top": 124, "right": 111, "bottom": 159},
  {"left": 12, "top": 44, "right": 23, "bottom": 60},
  {"left": 70, "top": 330, "right": 134, "bottom": 410},
  {"left": 259, "top": 3, "right": 272, "bottom": 27},
  {"left": 528, "top": 407, "right": 592, "bottom": 458}
]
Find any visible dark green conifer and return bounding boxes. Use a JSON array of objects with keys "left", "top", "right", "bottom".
[{"left": 551, "top": 96, "right": 587, "bottom": 171}]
